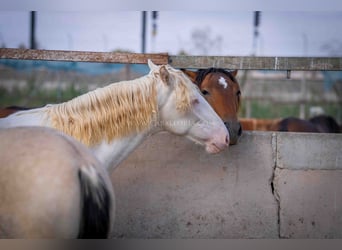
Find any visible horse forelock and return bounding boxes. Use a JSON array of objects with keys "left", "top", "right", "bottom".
[
  {"left": 46, "top": 76, "right": 158, "bottom": 146},
  {"left": 173, "top": 69, "right": 199, "bottom": 112},
  {"left": 153, "top": 65, "right": 198, "bottom": 113},
  {"left": 195, "top": 68, "right": 237, "bottom": 86}
]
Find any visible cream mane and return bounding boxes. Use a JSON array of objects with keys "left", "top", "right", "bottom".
[
  {"left": 167, "top": 65, "right": 200, "bottom": 112},
  {"left": 46, "top": 66, "right": 198, "bottom": 146}
]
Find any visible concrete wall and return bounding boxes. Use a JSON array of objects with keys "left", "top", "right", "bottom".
[{"left": 109, "top": 131, "right": 342, "bottom": 238}]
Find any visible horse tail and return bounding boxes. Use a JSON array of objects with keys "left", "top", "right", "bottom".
[{"left": 77, "top": 166, "right": 113, "bottom": 239}]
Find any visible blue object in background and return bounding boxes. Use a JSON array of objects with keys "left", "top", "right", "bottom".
[{"left": 0, "top": 59, "right": 150, "bottom": 76}]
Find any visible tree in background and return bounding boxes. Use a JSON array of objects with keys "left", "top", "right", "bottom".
[
  {"left": 321, "top": 38, "right": 342, "bottom": 56},
  {"left": 190, "top": 27, "right": 222, "bottom": 55}
]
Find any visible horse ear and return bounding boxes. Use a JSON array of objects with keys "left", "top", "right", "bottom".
[
  {"left": 148, "top": 59, "right": 158, "bottom": 71},
  {"left": 230, "top": 70, "right": 238, "bottom": 77},
  {"left": 160, "top": 65, "right": 170, "bottom": 85},
  {"left": 181, "top": 69, "right": 198, "bottom": 84}
]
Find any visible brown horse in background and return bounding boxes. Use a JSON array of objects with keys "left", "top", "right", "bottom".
[
  {"left": 239, "top": 118, "right": 280, "bottom": 131},
  {"left": 0, "top": 106, "right": 34, "bottom": 118},
  {"left": 270, "top": 115, "right": 341, "bottom": 133},
  {"left": 182, "top": 68, "right": 242, "bottom": 145},
  {"left": 309, "top": 115, "right": 341, "bottom": 133}
]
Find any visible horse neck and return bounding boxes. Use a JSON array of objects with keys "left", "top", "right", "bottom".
[
  {"left": 0, "top": 107, "right": 47, "bottom": 128},
  {"left": 46, "top": 74, "right": 160, "bottom": 146},
  {"left": 64, "top": 74, "right": 167, "bottom": 171},
  {"left": 90, "top": 81, "right": 175, "bottom": 172},
  {"left": 92, "top": 127, "right": 158, "bottom": 172},
  {"left": 91, "top": 108, "right": 166, "bottom": 173}
]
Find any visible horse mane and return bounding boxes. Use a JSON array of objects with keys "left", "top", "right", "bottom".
[
  {"left": 46, "top": 68, "right": 196, "bottom": 146},
  {"left": 46, "top": 75, "right": 158, "bottom": 146},
  {"left": 195, "top": 68, "right": 237, "bottom": 85}
]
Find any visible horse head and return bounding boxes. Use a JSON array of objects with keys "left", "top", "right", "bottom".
[
  {"left": 182, "top": 68, "right": 242, "bottom": 145},
  {"left": 148, "top": 60, "right": 229, "bottom": 154}
]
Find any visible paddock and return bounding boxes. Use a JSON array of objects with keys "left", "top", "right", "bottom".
[
  {"left": 110, "top": 131, "right": 342, "bottom": 238},
  {"left": 0, "top": 49, "right": 341, "bottom": 238}
]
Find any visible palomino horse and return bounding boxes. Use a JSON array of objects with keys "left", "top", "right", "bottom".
[
  {"left": 0, "top": 60, "right": 229, "bottom": 171},
  {"left": 0, "top": 67, "right": 242, "bottom": 145},
  {"left": 0, "top": 126, "right": 114, "bottom": 238},
  {"left": 269, "top": 115, "right": 341, "bottom": 133},
  {"left": 181, "top": 68, "right": 242, "bottom": 145}
]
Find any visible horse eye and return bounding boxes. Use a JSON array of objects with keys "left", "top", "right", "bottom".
[{"left": 201, "top": 90, "right": 210, "bottom": 95}]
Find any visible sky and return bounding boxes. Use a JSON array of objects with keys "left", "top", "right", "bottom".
[{"left": 1, "top": 11, "right": 342, "bottom": 57}]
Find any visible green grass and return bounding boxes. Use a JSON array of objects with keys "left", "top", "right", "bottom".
[
  {"left": 1, "top": 83, "right": 340, "bottom": 123},
  {"left": 239, "top": 99, "right": 341, "bottom": 121},
  {"left": 0, "top": 84, "right": 84, "bottom": 108}
]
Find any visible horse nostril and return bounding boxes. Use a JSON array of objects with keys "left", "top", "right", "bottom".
[
  {"left": 238, "top": 124, "right": 242, "bottom": 136},
  {"left": 225, "top": 135, "right": 229, "bottom": 145},
  {"left": 224, "top": 121, "right": 230, "bottom": 130}
]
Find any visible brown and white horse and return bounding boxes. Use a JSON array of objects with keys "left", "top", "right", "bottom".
[
  {"left": 181, "top": 68, "right": 242, "bottom": 145},
  {"left": 0, "top": 126, "right": 115, "bottom": 238}
]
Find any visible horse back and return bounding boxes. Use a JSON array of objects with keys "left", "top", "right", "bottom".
[
  {"left": 277, "top": 117, "right": 320, "bottom": 133},
  {"left": 0, "top": 107, "right": 48, "bottom": 128},
  {"left": 0, "top": 127, "right": 114, "bottom": 238},
  {"left": 309, "top": 115, "right": 341, "bottom": 133}
]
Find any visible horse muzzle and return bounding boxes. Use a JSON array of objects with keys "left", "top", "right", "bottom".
[
  {"left": 205, "top": 133, "right": 229, "bottom": 154},
  {"left": 224, "top": 121, "right": 242, "bottom": 145}
]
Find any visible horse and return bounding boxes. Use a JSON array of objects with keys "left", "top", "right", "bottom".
[
  {"left": 0, "top": 126, "right": 115, "bottom": 238},
  {"left": 239, "top": 118, "right": 280, "bottom": 131},
  {"left": 0, "top": 60, "right": 229, "bottom": 172},
  {"left": 269, "top": 115, "right": 341, "bottom": 133},
  {"left": 0, "top": 67, "right": 241, "bottom": 145},
  {"left": 181, "top": 68, "right": 242, "bottom": 145},
  {"left": 308, "top": 114, "right": 341, "bottom": 133},
  {"left": 0, "top": 106, "right": 33, "bottom": 118}
]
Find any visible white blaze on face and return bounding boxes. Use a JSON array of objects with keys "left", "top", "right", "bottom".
[{"left": 218, "top": 76, "right": 228, "bottom": 89}]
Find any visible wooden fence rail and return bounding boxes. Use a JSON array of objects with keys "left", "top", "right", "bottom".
[
  {"left": 0, "top": 48, "right": 169, "bottom": 65},
  {"left": 169, "top": 55, "right": 342, "bottom": 71},
  {"left": 1, "top": 48, "right": 342, "bottom": 71}
]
